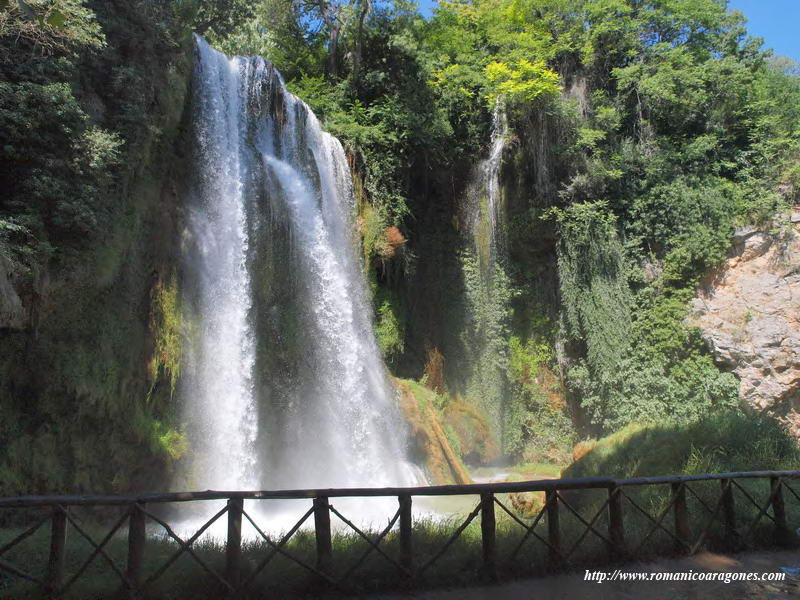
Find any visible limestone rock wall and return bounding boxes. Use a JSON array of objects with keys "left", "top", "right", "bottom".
[{"left": 690, "top": 219, "right": 800, "bottom": 433}]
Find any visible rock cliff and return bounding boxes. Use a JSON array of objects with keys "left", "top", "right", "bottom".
[
  {"left": 0, "top": 4, "right": 194, "bottom": 496},
  {"left": 690, "top": 218, "right": 800, "bottom": 434}
]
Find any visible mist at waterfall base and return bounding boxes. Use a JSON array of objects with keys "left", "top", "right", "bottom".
[{"left": 174, "top": 37, "right": 425, "bottom": 537}]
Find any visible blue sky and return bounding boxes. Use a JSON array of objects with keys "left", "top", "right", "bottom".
[
  {"left": 728, "top": 1, "right": 800, "bottom": 62},
  {"left": 414, "top": 0, "right": 800, "bottom": 63}
]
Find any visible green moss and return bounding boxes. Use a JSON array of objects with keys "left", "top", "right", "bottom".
[
  {"left": 442, "top": 422, "right": 463, "bottom": 459},
  {"left": 401, "top": 378, "right": 499, "bottom": 467},
  {"left": 373, "top": 286, "right": 406, "bottom": 363},
  {"left": 129, "top": 404, "right": 188, "bottom": 464},
  {"left": 155, "top": 425, "right": 189, "bottom": 461},
  {"left": 360, "top": 202, "right": 390, "bottom": 265},
  {"left": 403, "top": 378, "right": 433, "bottom": 413},
  {"left": 148, "top": 274, "right": 183, "bottom": 398},
  {"left": 395, "top": 378, "right": 472, "bottom": 484}
]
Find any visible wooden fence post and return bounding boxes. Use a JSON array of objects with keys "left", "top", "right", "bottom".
[
  {"left": 226, "top": 497, "right": 244, "bottom": 590},
  {"left": 720, "top": 479, "right": 737, "bottom": 549},
  {"left": 607, "top": 485, "right": 625, "bottom": 559},
  {"left": 127, "top": 503, "right": 147, "bottom": 598},
  {"left": 46, "top": 507, "right": 67, "bottom": 597},
  {"left": 398, "top": 494, "right": 413, "bottom": 575},
  {"left": 770, "top": 477, "right": 791, "bottom": 546},
  {"left": 672, "top": 483, "right": 690, "bottom": 553},
  {"left": 314, "top": 497, "right": 332, "bottom": 576},
  {"left": 480, "top": 492, "right": 497, "bottom": 581},
  {"left": 546, "top": 490, "right": 560, "bottom": 568}
]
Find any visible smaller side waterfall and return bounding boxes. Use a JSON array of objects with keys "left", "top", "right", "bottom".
[
  {"left": 464, "top": 100, "right": 509, "bottom": 273},
  {"left": 458, "top": 99, "right": 512, "bottom": 442},
  {"left": 484, "top": 100, "right": 510, "bottom": 256}
]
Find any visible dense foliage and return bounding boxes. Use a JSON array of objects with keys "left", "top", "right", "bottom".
[
  {"left": 565, "top": 411, "right": 800, "bottom": 479},
  {"left": 222, "top": 0, "right": 800, "bottom": 449}
]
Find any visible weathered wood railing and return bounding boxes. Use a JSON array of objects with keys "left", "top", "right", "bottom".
[{"left": 1, "top": 470, "right": 799, "bottom": 597}]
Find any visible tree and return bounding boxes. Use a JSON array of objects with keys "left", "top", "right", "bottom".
[
  {"left": 0, "top": 0, "right": 104, "bottom": 58},
  {"left": 177, "top": 0, "right": 254, "bottom": 40}
]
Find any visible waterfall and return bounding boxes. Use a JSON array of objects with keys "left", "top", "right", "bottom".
[
  {"left": 464, "top": 99, "right": 509, "bottom": 273},
  {"left": 179, "top": 38, "right": 258, "bottom": 491},
  {"left": 179, "top": 36, "right": 415, "bottom": 499},
  {"left": 458, "top": 99, "right": 511, "bottom": 442},
  {"left": 483, "top": 100, "right": 509, "bottom": 259}
]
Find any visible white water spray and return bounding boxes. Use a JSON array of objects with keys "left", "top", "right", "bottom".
[
  {"left": 179, "top": 37, "right": 416, "bottom": 509},
  {"left": 464, "top": 98, "right": 509, "bottom": 267},
  {"left": 180, "top": 39, "right": 258, "bottom": 491}
]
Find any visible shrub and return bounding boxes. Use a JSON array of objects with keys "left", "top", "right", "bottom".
[{"left": 564, "top": 411, "right": 800, "bottom": 480}]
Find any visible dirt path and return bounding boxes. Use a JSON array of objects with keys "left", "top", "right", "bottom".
[{"left": 373, "top": 549, "right": 800, "bottom": 599}]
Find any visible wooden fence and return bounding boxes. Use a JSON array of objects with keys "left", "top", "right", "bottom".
[{"left": 1, "top": 470, "right": 799, "bottom": 598}]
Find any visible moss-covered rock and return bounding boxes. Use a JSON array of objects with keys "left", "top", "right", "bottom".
[
  {"left": 0, "top": 3, "right": 195, "bottom": 498},
  {"left": 395, "top": 378, "right": 471, "bottom": 485},
  {"left": 442, "top": 395, "right": 499, "bottom": 465}
]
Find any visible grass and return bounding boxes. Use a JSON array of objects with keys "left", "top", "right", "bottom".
[
  {"left": 563, "top": 411, "right": 800, "bottom": 481},
  {"left": 1, "top": 512, "right": 491, "bottom": 599},
  {"left": 508, "top": 462, "right": 564, "bottom": 478},
  {"left": 0, "top": 505, "right": 618, "bottom": 599}
]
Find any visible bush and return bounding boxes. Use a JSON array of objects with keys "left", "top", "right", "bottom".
[
  {"left": 0, "top": 81, "right": 122, "bottom": 264},
  {"left": 504, "top": 336, "right": 574, "bottom": 462},
  {"left": 564, "top": 411, "right": 800, "bottom": 480}
]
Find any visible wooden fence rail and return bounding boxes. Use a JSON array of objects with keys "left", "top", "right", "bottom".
[{"left": 1, "top": 470, "right": 799, "bottom": 598}]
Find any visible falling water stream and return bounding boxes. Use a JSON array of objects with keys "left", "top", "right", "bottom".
[
  {"left": 455, "top": 98, "right": 512, "bottom": 440},
  {"left": 180, "top": 37, "right": 259, "bottom": 494},
  {"left": 482, "top": 100, "right": 510, "bottom": 259},
  {"left": 464, "top": 99, "right": 509, "bottom": 271},
  {"left": 177, "top": 37, "right": 419, "bottom": 533}
]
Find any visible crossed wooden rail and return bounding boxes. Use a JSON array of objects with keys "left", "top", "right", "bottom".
[{"left": 1, "top": 470, "right": 799, "bottom": 598}]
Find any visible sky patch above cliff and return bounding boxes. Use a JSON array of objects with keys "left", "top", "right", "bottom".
[{"left": 412, "top": 0, "right": 800, "bottom": 63}]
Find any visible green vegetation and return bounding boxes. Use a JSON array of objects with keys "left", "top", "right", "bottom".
[
  {"left": 564, "top": 412, "right": 800, "bottom": 480},
  {"left": 148, "top": 275, "right": 184, "bottom": 398},
  {"left": 0, "top": 514, "right": 564, "bottom": 598},
  {"left": 556, "top": 199, "right": 740, "bottom": 430},
  {"left": 3, "top": 460, "right": 797, "bottom": 599},
  {"left": 0, "top": 1, "right": 197, "bottom": 497},
  {"left": 508, "top": 462, "right": 563, "bottom": 478},
  {"left": 457, "top": 251, "right": 512, "bottom": 446},
  {"left": 3, "top": 2, "right": 800, "bottom": 596},
  {"left": 396, "top": 377, "right": 474, "bottom": 484},
  {"left": 219, "top": 0, "right": 800, "bottom": 457},
  {"left": 505, "top": 336, "right": 573, "bottom": 463},
  {"left": 559, "top": 412, "right": 800, "bottom": 558}
]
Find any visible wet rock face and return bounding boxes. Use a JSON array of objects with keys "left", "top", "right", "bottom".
[
  {"left": 0, "top": 251, "right": 26, "bottom": 330},
  {"left": 690, "top": 223, "right": 800, "bottom": 435}
]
